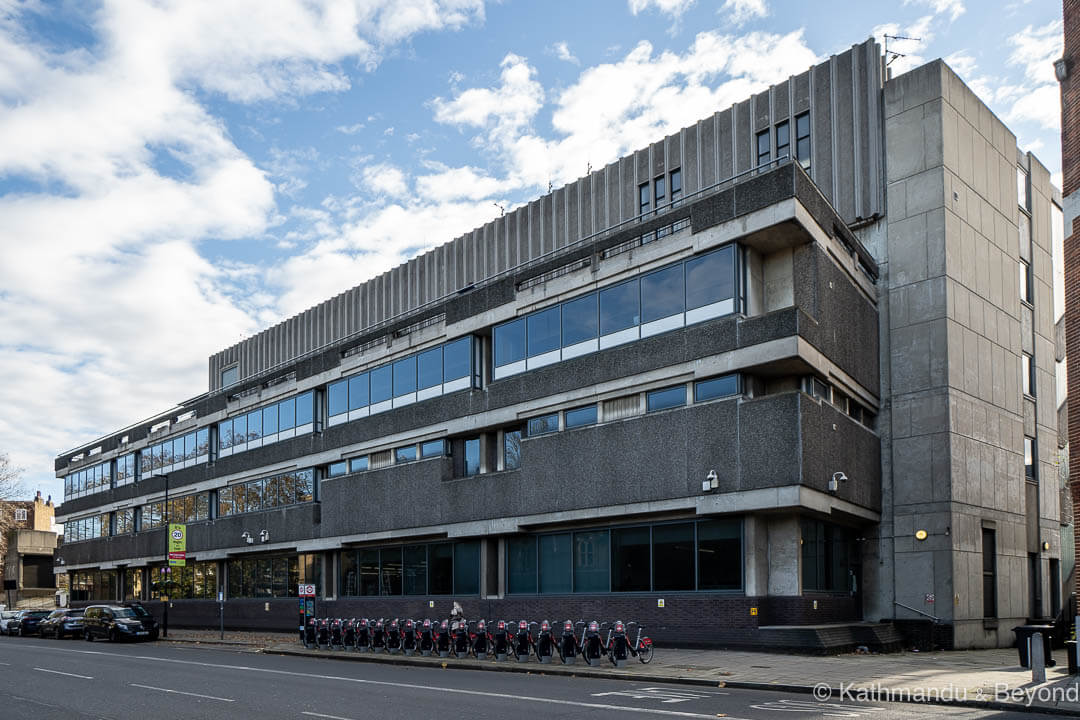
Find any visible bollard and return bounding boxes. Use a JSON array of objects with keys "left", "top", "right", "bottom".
[{"left": 1031, "top": 632, "right": 1047, "bottom": 683}]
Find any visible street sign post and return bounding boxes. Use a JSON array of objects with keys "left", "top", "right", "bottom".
[
  {"left": 298, "top": 585, "right": 316, "bottom": 642},
  {"left": 168, "top": 524, "right": 186, "bottom": 567}
]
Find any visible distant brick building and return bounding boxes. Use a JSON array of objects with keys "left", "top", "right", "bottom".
[{"left": 3, "top": 492, "right": 59, "bottom": 609}]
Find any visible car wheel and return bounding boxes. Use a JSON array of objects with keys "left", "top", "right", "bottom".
[
  {"left": 109, "top": 629, "right": 118, "bottom": 643},
  {"left": 56, "top": 630, "right": 64, "bottom": 640},
  {"left": 84, "top": 630, "right": 93, "bottom": 642}
]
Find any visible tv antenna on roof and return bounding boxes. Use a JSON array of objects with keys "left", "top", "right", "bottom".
[
  {"left": 493, "top": 202, "right": 504, "bottom": 216},
  {"left": 884, "top": 34, "right": 922, "bottom": 67}
]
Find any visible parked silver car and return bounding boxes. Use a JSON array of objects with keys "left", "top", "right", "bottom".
[{"left": 0, "top": 610, "right": 22, "bottom": 636}]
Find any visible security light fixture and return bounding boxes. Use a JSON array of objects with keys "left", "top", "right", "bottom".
[
  {"left": 915, "top": 529, "right": 928, "bottom": 541},
  {"left": 701, "top": 470, "right": 719, "bottom": 492},
  {"left": 828, "top": 471, "right": 848, "bottom": 493},
  {"left": 1056, "top": 58, "right": 1069, "bottom": 82},
  {"left": 259, "top": 529, "right": 269, "bottom": 543},
  {"left": 241, "top": 531, "right": 253, "bottom": 545}
]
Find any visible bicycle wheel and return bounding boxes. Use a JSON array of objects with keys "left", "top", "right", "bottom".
[{"left": 638, "top": 639, "right": 653, "bottom": 664}]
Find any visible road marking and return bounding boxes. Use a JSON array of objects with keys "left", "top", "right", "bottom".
[
  {"left": 33, "top": 667, "right": 92, "bottom": 679},
  {"left": 130, "top": 683, "right": 235, "bottom": 702},
  {"left": 7, "top": 645, "right": 747, "bottom": 719},
  {"left": 594, "top": 687, "right": 730, "bottom": 704},
  {"left": 302, "top": 713, "right": 355, "bottom": 720},
  {"left": 749, "top": 700, "right": 884, "bottom": 717}
]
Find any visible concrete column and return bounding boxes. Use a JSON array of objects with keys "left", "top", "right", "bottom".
[
  {"left": 767, "top": 516, "right": 801, "bottom": 596},
  {"left": 743, "top": 516, "right": 769, "bottom": 597}
]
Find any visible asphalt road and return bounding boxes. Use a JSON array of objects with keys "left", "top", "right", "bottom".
[{"left": 0, "top": 635, "right": 1046, "bottom": 719}]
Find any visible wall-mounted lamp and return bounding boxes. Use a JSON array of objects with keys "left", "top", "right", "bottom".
[
  {"left": 828, "top": 471, "right": 848, "bottom": 493},
  {"left": 1042, "top": 541, "right": 1051, "bottom": 552},
  {"left": 1056, "top": 58, "right": 1069, "bottom": 82},
  {"left": 260, "top": 529, "right": 270, "bottom": 543},
  {"left": 54, "top": 557, "right": 65, "bottom": 566},
  {"left": 702, "top": 470, "right": 719, "bottom": 492},
  {"left": 241, "top": 531, "right": 253, "bottom": 545},
  {"left": 915, "top": 529, "right": 928, "bottom": 541}
]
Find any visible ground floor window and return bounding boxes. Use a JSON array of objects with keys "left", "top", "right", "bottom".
[
  {"left": 124, "top": 568, "right": 143, "bottom": 600},
  {"left": 149, "top": 561, "right": 219, "bottom": 600},
  {"left": 339, "top": 540, "right": 480, "bottom": 597},
  {"left": 70, "top": 569, "right": 117, "bottom": 602},
  {"left": 801, "top": 518, "right": 857, "bottom": 592},
  {"left": 507, "top": 518, "right": 742, "bottom": 594},
  {"left": 226, "top": 554, "right": 320, "bottom": 598}
]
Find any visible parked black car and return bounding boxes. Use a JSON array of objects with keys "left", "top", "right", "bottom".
[
  {"left": 122, "top": 602, "right": 160, "bottom": 640},
  {"left": 39, "top": 609, "right": 84, "bottom": 639},
  {"left": 14, "top": 610, "right": 50, "bottom": 636},
  {"left": 83, "top": 605, "right": 154, "bottom": 642}
]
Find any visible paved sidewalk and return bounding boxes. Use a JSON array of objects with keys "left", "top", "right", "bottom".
[{"left": 161, "top": 629, "right": 1080, "bottom": 715}]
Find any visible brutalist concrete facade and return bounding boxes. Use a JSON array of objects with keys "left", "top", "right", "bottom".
[{"left": 53, "top": 38, "right": 1061, "bottom": 650}]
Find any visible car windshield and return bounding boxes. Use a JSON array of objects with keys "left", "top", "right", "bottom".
[
  {"left": 127, "top": 606, "right": 149, "bottom": 618},
  {"left": 66, "top": 610, "right": 84, "bottom": 617},
  {"left": 111, "top": 608, "right": 136, "bottom": 618},
  {"left": 27, "top": 612, "right": 49, "bottom": 618}
]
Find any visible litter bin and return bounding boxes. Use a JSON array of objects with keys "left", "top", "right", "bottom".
[
  {"left": 1014, "top": 625, "right": 1055, "bottom": 668},
  {"left": 1066, "top": 640, "right": 1077, "bottom": 675}
]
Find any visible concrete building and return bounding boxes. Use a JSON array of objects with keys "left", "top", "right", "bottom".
[
  {"left": 53, "top": 38, "right": 1063, "bottom": 650},
  {"left": 3, "top": 493, "right": 59, "bottom": 609}
]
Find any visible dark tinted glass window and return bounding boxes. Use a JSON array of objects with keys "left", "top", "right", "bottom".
[
  {"left": 507, "top": 536, "right": 537, "bottom": 594},
  {"left": 653, "top": 523, "right": 694, "bottom": 591},
  {"left": 564, "top": 405, "right": 597, "bottom": 429},
  {"left": 539, "top": 534, "right": 572, "bottom": 593},
  {"left": 418, "top": 347, "right": 443, "bottom": 389},
  {"left": 278, "top": 398, "right": 295, "bottom": 430},
  {"left": 527, "top": 306, "right": 561, "bottom": 357},
  {"left": 404, "top": 545, "right": 427, "bottom": 596},
  {"left": 776, "top": 121, "right": 790, "bottom": 158},
  {"left": 756, "top": 130, "right": 770, "bottom": 165},
  {"left": 393, "top": 356, "right": 416, "bottom": 397},
  {"left": 221, "top": 366, "right": 238, "bottom": 388},
  {"left": 359, "top": 549, "right": 379, "bottom": 595},
  {"left": 495, "top": 318, "right": 526, "bottom": 367},
  {"left": 654, "top": 176, "right": 665, "bottom": 205},
  {"left": 698, "top": 519, "right": 741, "bottom": 590},
  {"left": 527, "top": 413, "right": 559, "bottom": 436},
  {"left": 247, "top": 410, "right": 262, "bottom": 440},
  {"left": 504, "top": 429, "right": 522, "bottom": 470},
  {"left": 429, "top": 543, "right": 453, "bottom": 594},
  {"left": 348, "top": 373, "right": 368, "bottom": 410},
  {"left": 641, "top": 263, "right": 684, "bottom": 323},
  {"left": 296, "top": 392, "right": 314, "bottom": 426},
  {"left": 599, "top": 279, "right": 640, "bottom": 335},
  {"left": 463, "top": 438, "right": 481, "bottom": 476},
  {"left": 647, "top": 385, "right": 686, "bottom": 412},
  {"left": 670, "top": 169, "right": 682, "bottom": 203},
  {"left": 454, "top": 541, "right": 480, "bottom": 594},
  {"left": 370, "top": 365, "right": 392, "bottom": 404},
  {"left": 421, "top": 440, "right": 445, "bottom": 459},
  {"left": 573, "top": 530, "right": 610, "bottom": 593},
  {"left": 380, "top": 547, "right": 402, "bottom": 595},
  {"left": 638, "top": 182, "right": 649, "bottom": 215},
  {"left": 795, "top": 113, "right": 810, "bottom": 167},
  {"left": 695, "top": 375, "right": 739, "bottom": 402},
  {"left": 561, "top": 292, "right": 598, "bottom": 347},
  {"left": 685, "top": 246, "right": 734, "bottom": 310},
  {"left": 612, "top": 526, "right": 651, "bottom": 592},
  {"left": 263, "top": 404, "right": 278, "bottom": 435},
  {"left": 443, "top": 337, "right": 471, "bottom": 381}
]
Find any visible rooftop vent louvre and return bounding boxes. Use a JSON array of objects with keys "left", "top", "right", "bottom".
[
  {"left": 517, "top": 258, "right": 592, "bottom": 292},
  {"left": 369, "top": 450, "right": 393, "bottom": 470},
  {"left": 602, "top": 394, "right": 642, "bottom": 422},
  {"left": 343, "top": 335, "right": 390, "bottom": 360},
  {"left": 265, "top": 371, "right": 297, "bottom": 389},
  {"left": 175, "top": 411, "right": 195, "bottom": 423},
  {"left": 393, "top": 313, "right": 445, "bottom": 339},
  {"left": 88, "top": 447, "right": 102, "bottom": 456},
  {"left": 149, "top": 420, "right": 171, "bottom": 434}
]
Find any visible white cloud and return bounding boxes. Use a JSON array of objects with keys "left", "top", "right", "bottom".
[
  {"left": 1003, "top": 21, "right": 1063, "bottom": 132},
  {"left": 720, "top": 0, "right": 768, "bottom": 25},
  {"left": 903, "top": 0, "right": 965, "bottom": 22},
  {"left": 0, "top": 0, "right": 487, "bottom": 498},
  {"left": 627, "top": 0, "right": 695, "bottom": 17},
  {"left": 550, "top": 41, "right": 579, "bottom": 65},
  {"left": 431, "top": 53, "right": 544, "bottom": 136},
  {"left": 358, "top": 162, "right": 409, "bottom": 197},
  {"left": 336, "top": 122, "right": 366, "bottom": 134}
]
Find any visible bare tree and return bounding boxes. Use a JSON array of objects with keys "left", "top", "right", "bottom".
[{"left": 0, "top": 453, "right": 26, "bottom": 559}]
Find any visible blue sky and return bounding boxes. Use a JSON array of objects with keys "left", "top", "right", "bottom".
[{"left": 0, "top": 0, "right": 1063, "bottom": 504}]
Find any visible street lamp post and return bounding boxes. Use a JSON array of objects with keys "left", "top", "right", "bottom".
[{"left": 151, "top": 473, "right": 169, "bottom": 638}]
